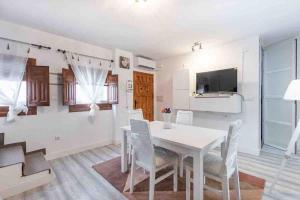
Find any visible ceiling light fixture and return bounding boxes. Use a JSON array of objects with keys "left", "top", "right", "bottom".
[
  {"left": 192, "top": 42, "right": 202, "bottom": 52},
  {"left": 135, "top": 0, "right": 147, "bottom": 2}
]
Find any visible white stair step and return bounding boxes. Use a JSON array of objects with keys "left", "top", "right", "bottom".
[
  {"left": 23, "top": 152, "right": 51, "bottom": 176},
  {"left": 0, "top": 146, "right": 25, "bottom": 168}
]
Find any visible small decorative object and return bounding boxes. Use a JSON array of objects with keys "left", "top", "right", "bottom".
[
  {"left": 161, "top": 107, "right": 172, "bottom": 129},
  {"left": 119, "top": 56, "right": 130, "bottom": 69}
]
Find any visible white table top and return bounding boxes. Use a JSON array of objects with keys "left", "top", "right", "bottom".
[{"left": 121, "top": 121, "right": 226, "bottom": 151}]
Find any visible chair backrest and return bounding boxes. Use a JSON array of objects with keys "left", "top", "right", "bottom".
[
  {"left": 222, "top": 120, "right": 242, "bottom": 174},
  {"left": 130, "top": 119, "right": 154, "bottom": 169},
  {"left": 176, "top": 110, "right": 193, "bottom": 125},
  {"left": 286, "top": 119, "right": 300, "bottom": 157},
  {"left": 128, "top": 109, "right": 144, "bottom": 122}
]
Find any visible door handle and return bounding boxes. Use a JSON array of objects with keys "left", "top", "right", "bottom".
[{"left": 134, "top": 100, "right": 137, "bottom": 109}]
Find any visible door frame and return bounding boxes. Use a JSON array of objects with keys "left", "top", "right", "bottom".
[{"left": 133, "top": 70, "right": 154, "bottom": 121}]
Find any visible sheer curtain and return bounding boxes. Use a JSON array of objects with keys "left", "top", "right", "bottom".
[
  {"left": 66, "top": 52, "right": 109, "bottom": 117},
  {"left": 0, "top": 41, "right": 28, "bottom": 122}
]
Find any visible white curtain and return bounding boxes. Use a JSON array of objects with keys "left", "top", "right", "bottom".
[
  {"left": 0, "top": 54, "right": 28, "bottom": 122},
  {"left": 66, "top": 53, "right": 109, "bottom": 117}
]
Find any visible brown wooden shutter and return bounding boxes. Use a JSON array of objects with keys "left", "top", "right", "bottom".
[
  {"left": 107, "top": 73, "right": 118, "bottom": 104},
  {"left": 62, "top": 68, "right": 76, "bottom": 105},
  {"left": 26, "top": 64, "right": 50, "bottom": 106}
]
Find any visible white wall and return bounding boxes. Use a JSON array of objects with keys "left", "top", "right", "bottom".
[
  {"left": 0, "top": 20, "right": 157, "bottom": 157},
  {"left": 298, "top": 36, "right": 300, "bottom": 152},
  {"left": 157, "top": 36, "right": 261, "bottom": 155},
  {"left": 0, "top": 20, "right": 115, "bottom": 159}
]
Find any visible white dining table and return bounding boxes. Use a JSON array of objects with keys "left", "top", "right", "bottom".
[{"left": 120, "top": 121, "right": 226, "bottom": 200}]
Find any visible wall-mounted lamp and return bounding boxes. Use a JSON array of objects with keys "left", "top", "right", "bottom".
[{"left": 192, "top": 42, "right": 202, "bottom": 52}]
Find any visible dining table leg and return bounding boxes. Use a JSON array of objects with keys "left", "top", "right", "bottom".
[
  {"left": 121, "top": 130, "right": 128, "bottom": 173},
  {"left": 193, "top": 151, "right": 204, "bottom": 200}
]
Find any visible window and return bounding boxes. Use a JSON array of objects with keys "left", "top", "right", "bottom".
[
  {"left": 0, "top": 80, "right": 26, "bottom": 106},
  {"left": 62, "top": 69, "right": 118, "bottom": 112},
  {"left": 76, "top": 84, "right": 108, "bottom": 104},
  {"left": 0, "top": 58, "right": 49, "bottom": 117}
]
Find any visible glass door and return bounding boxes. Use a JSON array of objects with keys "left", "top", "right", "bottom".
[{"left": 262, "top": 38, "right": 297, "bottom": 150}]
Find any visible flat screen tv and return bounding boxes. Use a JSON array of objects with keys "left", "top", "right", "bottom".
[{"left": 196, "top": 68, "right": 237, "bottom": 94}]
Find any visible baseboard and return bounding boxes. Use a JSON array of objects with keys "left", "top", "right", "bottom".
[{"left": 45, "top": 139, "right": 112, "bottom": 160}]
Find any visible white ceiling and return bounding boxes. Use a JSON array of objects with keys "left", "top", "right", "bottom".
[{"left": 1, "top": 0, "right": 300, "bottom": 59}]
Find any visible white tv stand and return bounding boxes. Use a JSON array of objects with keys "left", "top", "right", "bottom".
[{"left": 190, "top": 94, "right": 242, "bottom": 113}]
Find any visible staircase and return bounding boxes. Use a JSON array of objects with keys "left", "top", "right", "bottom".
[{"left": 0, "top": 133, "right": 54, "bottom": 199}]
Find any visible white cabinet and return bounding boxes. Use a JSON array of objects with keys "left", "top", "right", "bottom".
[
  {"left": 173, "top": 69, "right": 189, "bottom": 90},
  {"left": 189, "top": 94, "right": 242, "bottom": 113},
  {"left": 173, "top": 69, "right": 190, "bottom": 109},
  {"left": 173, "top": 90, "right": 190, "bottom": 110}
]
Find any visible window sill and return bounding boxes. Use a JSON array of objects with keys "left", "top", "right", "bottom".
[
  {"left": 69, "top": 103, "right": 113, "bottom": 112},
  {"left": 0, "top": 106, "right": 37, "bottom": 117}
]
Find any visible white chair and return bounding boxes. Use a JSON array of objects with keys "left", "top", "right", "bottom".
[
  {"left": 184, "top": 120, "right": 242, "bottom": 200},
  {"left": 127, "top": 109, "right": 144, "bottom": 164},
  {"left": 128, "top": 109, "right": 144, "bottom": 121},
  {"left": 176, "top": 110, "right": 193, "bottom": 126},
  {"left": 129, "top": 119, "right": 179, "bottom": 200},
  {"left": 176, "top": 110, "right": 193, "bottom": 177}
]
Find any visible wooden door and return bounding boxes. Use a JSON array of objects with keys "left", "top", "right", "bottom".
[
  {"left": 26, "top": 63, "right": 50, "bottom": 106},
  {"left": 62, "top": 68, "right": 76, "bottom": 105},
  {"left": 133, "top": 71, "right": 154, "bottom": 121}
]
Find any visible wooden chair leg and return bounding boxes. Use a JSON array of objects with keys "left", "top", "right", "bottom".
[
  {"left": 173, "top": 162, "right": 178, "bottom": 192},
  {"left": 186, "top": 168, "right": 191, "bottom": 200},
  {"left": 130, "top": 152, "right": 135, "bottom": 193},
  {"left": 233, "top": 167, "right": 241, "bottom": 200},
  {"left": 222, "top": 177, "right": 230, "bottom": 200},
  {"left": 149, "top": 170, "right": 155, "bottom": 200}
]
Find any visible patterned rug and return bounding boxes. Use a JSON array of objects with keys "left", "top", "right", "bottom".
[{"left": 93, "top": 157, "right": 265, "bottom": 200}]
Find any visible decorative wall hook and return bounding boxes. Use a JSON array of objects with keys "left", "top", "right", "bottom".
[
  {"left": 6, "top": 43, "right": 10, "bottom": 50},
  {"left": 192, "top": 42, "right": 202, "bottom": 52},
  {"left": 27, "top": 47, "right": 31, "bottom": 54}
]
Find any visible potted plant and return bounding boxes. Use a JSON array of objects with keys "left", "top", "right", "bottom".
[{"left": 161, "top": 107, "right": 172, "bottom": 129}]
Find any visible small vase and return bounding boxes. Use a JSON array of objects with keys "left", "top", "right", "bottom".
[{"left": 162, "top": 113, "right": 172, "bottom": 129}]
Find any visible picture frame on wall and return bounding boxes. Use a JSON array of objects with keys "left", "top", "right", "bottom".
[{"left": 119, "top": 56, "right": 130, "bottom": 69}]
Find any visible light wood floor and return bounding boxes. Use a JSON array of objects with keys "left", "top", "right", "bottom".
[{"left": 6, "top": 145, "right": 300, "bottom": 200}]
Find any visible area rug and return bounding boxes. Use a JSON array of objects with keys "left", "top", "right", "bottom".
[{"left": 93, "top": 157, "right": 265, "bottom": 200}]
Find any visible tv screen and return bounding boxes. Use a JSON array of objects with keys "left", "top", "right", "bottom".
[{"left": 196, "top": 68, "right": 237, "bottom": 94}]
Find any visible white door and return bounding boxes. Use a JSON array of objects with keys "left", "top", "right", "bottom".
[{"left": 263, "top": 38, "right": 297, "bottom": 150}]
